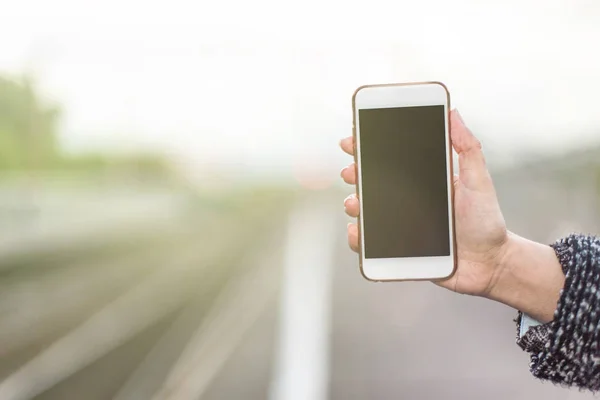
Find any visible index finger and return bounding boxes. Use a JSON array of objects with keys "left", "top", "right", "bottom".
[{"left": 339, "top": 137, "right": 354, "bottom": 156}]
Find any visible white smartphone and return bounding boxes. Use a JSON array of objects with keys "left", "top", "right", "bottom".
[{"left": 352, "top": 82, "right": 456, "bottom": 282}]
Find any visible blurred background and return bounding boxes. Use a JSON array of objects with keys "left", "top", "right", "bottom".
[{"left": 0, "top": 0, "right": 599, "bottom": 399}]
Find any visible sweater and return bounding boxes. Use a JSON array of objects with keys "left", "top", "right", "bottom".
[{"left": 516, "top": 234, "right": 600, "bottom": 391}]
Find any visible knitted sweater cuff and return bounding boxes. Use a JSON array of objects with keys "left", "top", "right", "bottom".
[{"left": 515, "top": 234, "right": 600, "bottom": 391}]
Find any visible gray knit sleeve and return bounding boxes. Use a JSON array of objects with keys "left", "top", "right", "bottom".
[{"left": 516, "top": 234, "right": 600, "bottom": 391}]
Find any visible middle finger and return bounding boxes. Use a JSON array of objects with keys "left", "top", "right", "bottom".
[
  {"left": 339, "top": 137, "right": 354, "bottom": 156},
  {"left": 340, "top": 163, "right": 357, "bottom": 185}
]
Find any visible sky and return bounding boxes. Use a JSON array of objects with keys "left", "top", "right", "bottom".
[{"left": 1, "top": 0, "right": 599, "bottom": 180}]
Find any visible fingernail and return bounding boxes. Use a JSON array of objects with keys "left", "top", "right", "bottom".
[
  {"left": 347, "top": 222, "right": 352, "bottom": 229},
  {"left": 343, "top": 194, "right": 354, "bottom": 207},
  {"left": 340, "top": 167, "right": 347, "bottom": 177}
]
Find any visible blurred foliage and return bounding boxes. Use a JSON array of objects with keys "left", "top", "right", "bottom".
[
  {"left": 0, "top": 74, "right": 169, "bottom": 177},
  {"left": 0, "top": 76, "right": 59, "bottom": 170},
  {"left": 55, "top": 152, "right": 173, "bottom": 180},
  {"left": 190, "top": 185, "right": 297, "bottom": 214}
]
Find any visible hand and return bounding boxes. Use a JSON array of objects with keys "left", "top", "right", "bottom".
[{"left": 340, "top": 110, "right": 510, "bottom": 297}]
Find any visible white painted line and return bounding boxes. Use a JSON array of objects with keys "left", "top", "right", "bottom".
[
  {"left": 269, "top": 196, "right": 337, "bottom": 400},
  {"left": 0, "top": 247, "right": 208, "bottom": 400},
  {"left": 151, "top": 244, "right": 281, "bottom": 400},
  {"left": 0, "top": 247, "right": 165, "bottom": 357},
  {"left": 112, "top": 296, "right": 211, "bottom": 400}
]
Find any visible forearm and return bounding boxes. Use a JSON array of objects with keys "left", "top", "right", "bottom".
[
  {"left": 506, "top": 234, "right": 600, "bottom": 390},
  {"left": 487, "top": 232, "right": 565, "bottom": 322}
]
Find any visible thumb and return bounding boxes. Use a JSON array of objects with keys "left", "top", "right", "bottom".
[{"left": 450, "top": 109, "right": 491, "bottom": 190}]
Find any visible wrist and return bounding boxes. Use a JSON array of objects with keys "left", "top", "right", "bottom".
[
  {"left": 483, "top": 231, "right": 517, "bottom": 301},
  {"left": 485, "top": 232, "right": 565, "bottom": 323}
]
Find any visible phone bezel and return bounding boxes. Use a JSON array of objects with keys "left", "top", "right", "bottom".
[{"left": 352, "top": 82, "right": 457, "bottom": 282}]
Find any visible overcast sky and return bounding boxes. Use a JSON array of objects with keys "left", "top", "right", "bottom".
[{"left": 1, "top": 0, "right": 599, "bottom": 180}]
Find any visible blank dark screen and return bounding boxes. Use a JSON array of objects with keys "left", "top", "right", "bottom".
[{"left": 358, "top": 105, "right": 450, "bottom": 259}]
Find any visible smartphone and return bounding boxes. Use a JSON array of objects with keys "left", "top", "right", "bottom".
[{"left": 352, "top": 82, "right": 456, "bottom": 282}]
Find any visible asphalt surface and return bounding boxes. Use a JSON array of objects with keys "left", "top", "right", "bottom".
[
  {"left": 0, "top": 192, "right": 596, "bottom": 400},
  {"left": 202, "top": 195, "right": 595, "bottom": 400}
]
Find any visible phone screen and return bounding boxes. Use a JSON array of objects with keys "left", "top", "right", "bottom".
[{"left": 358, "top": 105, "right": 450, "bottom": 259}]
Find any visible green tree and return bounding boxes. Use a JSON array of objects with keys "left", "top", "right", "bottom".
[
  {"left": 0, "top": 76, "right": 60, "bottom": 171},
  {"left": 0, "top": 74, "right": 172, "bottom": 180}
]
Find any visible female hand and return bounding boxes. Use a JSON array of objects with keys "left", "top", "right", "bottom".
[{"left": 340, "top": 110, "right": 509, "bottom": 297}]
